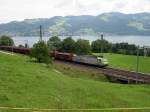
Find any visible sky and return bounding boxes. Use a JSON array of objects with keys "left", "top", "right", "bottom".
[{"left": 0, "top": 0, "right": 150, "bottom": 23}]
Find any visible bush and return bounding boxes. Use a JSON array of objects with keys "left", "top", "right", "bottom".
[
  {"left": 118, "top": 49, "right": 127, "bottom": 54},
  {"left": 0, "top": 35, "right": 14, "bottom": 46},
  {"left": 30, "top": 41, "right": 52, "bottom": 65}
]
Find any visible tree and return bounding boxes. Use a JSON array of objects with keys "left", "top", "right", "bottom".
[
  {"left": 111, "top": 43, "right": 137, "bottom": 55},
  {"left": 111, "top": 44, "right": 118, "bottom": 53},
  {"left": 0, "top": 35, "right": 14, "bottom": 46},
  {"left": 47, "top": 36, "right": 62, "bottom": 51},
  {"left": 30, "top": 41, "right": 52, "bottom": 64},
  {"left": 61, "top": 37, "right": 75, "bottom": 53},
  {"left": 91, "top": 39, "right": 111, "bottom": 53},
  {"left": 75, "top": 39, "right": 91, "bottom": 55}
]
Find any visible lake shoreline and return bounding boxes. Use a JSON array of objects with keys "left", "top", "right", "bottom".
[{"left": 12, "top": 35, "right": 150, "bottom": 47}]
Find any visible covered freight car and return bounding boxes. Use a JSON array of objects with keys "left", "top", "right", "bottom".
[
  {"left": 50, "top": 51, "right": 73, "bottom": 61},
  {"left": 0, "top": 46, "right": 30, "bottom": 55}
]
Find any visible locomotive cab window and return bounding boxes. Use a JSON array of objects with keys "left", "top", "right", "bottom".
[{"left": 97, "top": 57, "right": 102, "bottom": 63}]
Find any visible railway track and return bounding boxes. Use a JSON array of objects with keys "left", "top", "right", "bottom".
[
  {"left": 55, "top": 60, "right": 150, "bottom": 84},
  {"left": 101, "top": 67, "right": 150, "bottom": 84}
]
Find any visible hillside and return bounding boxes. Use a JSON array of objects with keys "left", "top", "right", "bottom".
[
  {"left": 0, "top": 12, "right": 150, "bottom": 36},
  {"left": 0, "top": 52, "right": 150, "bottom": 111}
]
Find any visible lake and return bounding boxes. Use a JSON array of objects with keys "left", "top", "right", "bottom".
[{"left": 12, "top": 35, "right": 150, "bottom": 47}]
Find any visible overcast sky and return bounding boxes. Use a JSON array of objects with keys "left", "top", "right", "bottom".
[{"left": 0, "top": 0, "right": 150, "bottom": 23}]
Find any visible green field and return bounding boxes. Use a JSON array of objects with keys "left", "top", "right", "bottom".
[
  {"left": 94, "top": 53, "right": 150, "bottom": 74},
  {"left": 0, "top": 52, "right": 150, "bottom": 112}
]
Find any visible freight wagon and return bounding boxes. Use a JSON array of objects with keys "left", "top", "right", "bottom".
[{"left": 0, "top": 46, "right": 30, "bottom": 55}]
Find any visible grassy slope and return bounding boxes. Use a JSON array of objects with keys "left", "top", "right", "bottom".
[
  {"left": 94, "top": 53, "right": 150, "bottom": 74},
  {"left": 0, "top": 53, "right": 150, "bottom": 112}
]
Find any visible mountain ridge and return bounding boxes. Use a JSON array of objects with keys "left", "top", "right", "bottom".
[{"left": 0, "top": 12, "right": 150, "bottom": 36}]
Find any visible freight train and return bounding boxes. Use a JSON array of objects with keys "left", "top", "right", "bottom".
[{"left": 0, "top": 46, "right": 108, "bottom": 67}]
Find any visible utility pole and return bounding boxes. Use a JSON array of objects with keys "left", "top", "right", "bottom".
[
  {"left": 136, "top": 46, "right": 140, "bottom": 73},
  {"left": 40, "top": 25, "right": 42, "bottom": 41},
  {"left": 144, "top": 46, "right": 148, "bottom": 57},
  {"left": 135, "top": 46, "right": 140, "bottom": 84},
  {"left": 101, "top": 34, "right": 104, "bottom": 57}
]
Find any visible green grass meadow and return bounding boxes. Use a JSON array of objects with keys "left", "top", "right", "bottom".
[
  {"left": 0, "top": 53, "right": 150, "bottom": 112},
  {"left": 94, "top": 53, "right": 150, "bottom": 74}
]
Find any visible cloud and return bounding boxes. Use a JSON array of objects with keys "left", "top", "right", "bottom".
[{"left": 0, "top": 0, "right": 150, "bottom": 23}]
